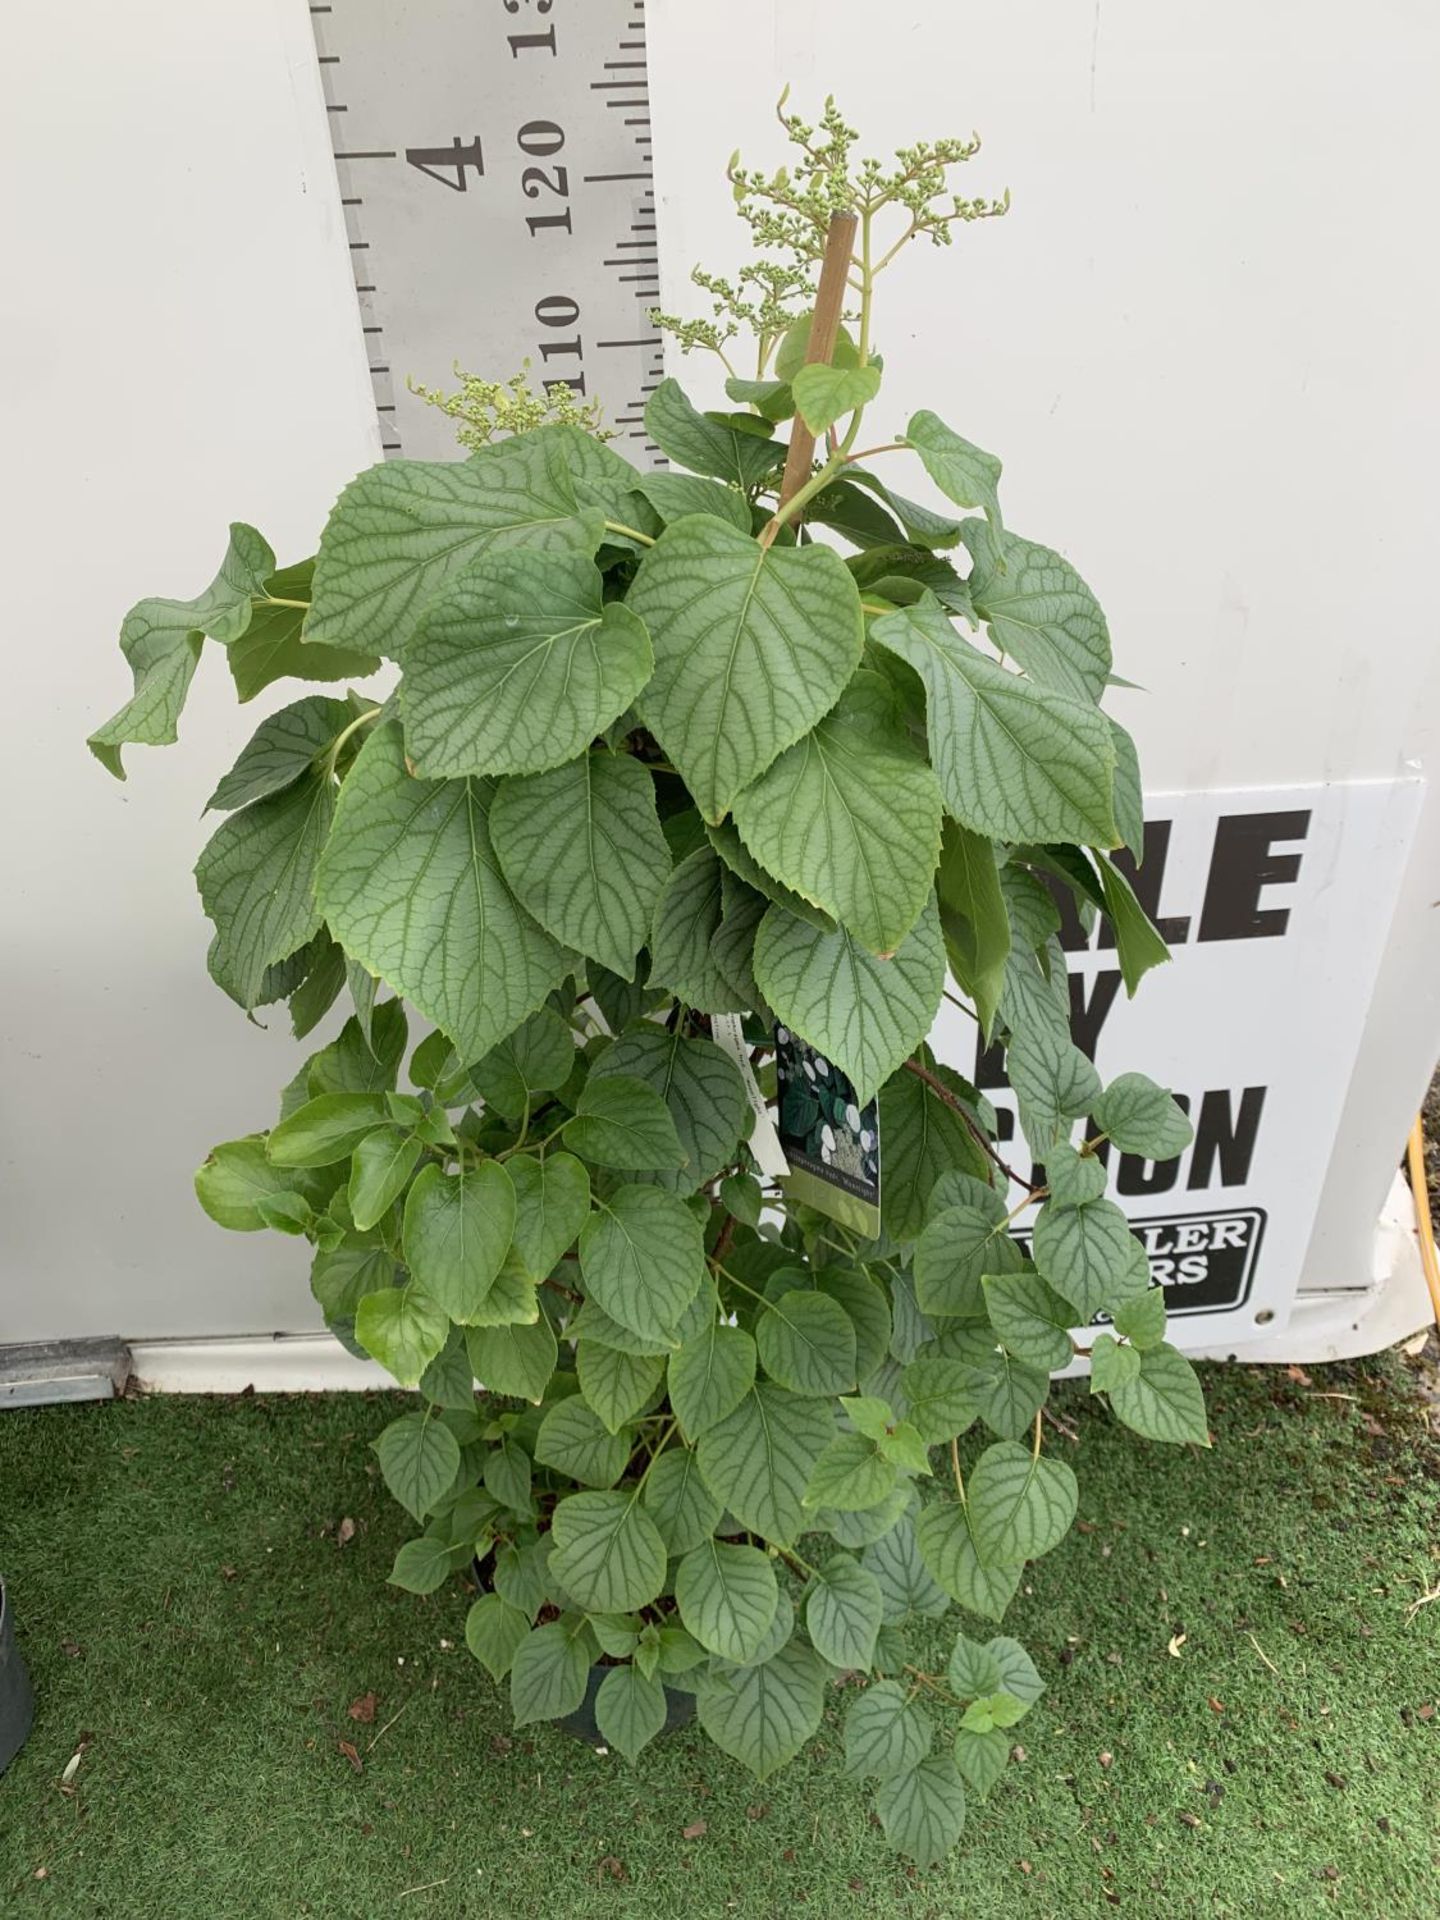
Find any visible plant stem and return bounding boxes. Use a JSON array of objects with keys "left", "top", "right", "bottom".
[
  {"left": 845, "top": 442, "right": 906, "bottom": 465},
  {"left": 254, "top": 595, "right": 311, "bottom": 611},
  {"left": 324, "top": 705, "right": 383, "bottom": 778},
  {"left": 1032, "top": 1409, "right": 1043, "bottom": 1461},
  {"left": 950, "top": 1436, "right": 967, "bottom": 1506},
  {"left": 604, "top": 520, "right": 655, "bottom": 547},
  {"left": 763, "top": 209, "right": 859, "bottom": 546},
  {"left": 900, "top": 1056, "right": 1040, "bottom": 1195}
]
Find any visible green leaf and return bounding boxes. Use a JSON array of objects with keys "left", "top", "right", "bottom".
[
  {"left": 591, "top": 1028, "right": 749, "bottom": 1198},
  {"left": 792, "top": 362, "right": 882, "bottom": 435},
  {"left": 355, "top": 1284, "right": 448, "bottom": 1386},
  {"left": 373, "top": 1411, "right": 461, "bottom": 1520},
  {"left": 1092, "top": 1072, "right": 1193, "bottom": 1160},
  {"left": 804, "top": 1433, "right": 896, "bottom": 1513},
  {"left": 595, "top": 1664, "right": 668, "bottom": 1762},
  {"left": 1032, "top": 1197, "right": 1149, "bottom": 1321},
  {"left": 469, "top": 1007, "right": 576, "bottom": 1123},
  {"left": 645, "top": 379, "right": 783, "bottom": 488},
  {"left": 914, "top": 1502, "right": 1023, "bottom": 1621},
  {"left": 417, "top": 1327, "right": 477, "bottom": 1409},
  {"left": 706, "top": 818, "right": 835, "bottom": 932},
  {"left": 578, "top": 1185, "right": 705, "bottom": 1344},
  {"left": 647, "top": 846, "right": 745, "bottom": 1013},
  {"left": 196, "top": 772, "right": 334, "bottom": 1011},
  {"left": 774, "top": 314, "right": 861, "bottom": 383},
  {"left": 668, "top": 1320, "right": 757, "bottom": 1441},
  {"left": 870, "top": 597, "right": 1117, "bottom": 848},
  {"left": 874, "top": 1754, "right": 967, "bottom": 1865},
  {"left": 674, "top": 1538, "right": 780, "bottom": 1662},
  {"left": 954, "top": 1726, "right": 1009, "bottom": 1795},
  {"left": 720, "top": 1171, "right": 764, "bottom": 1227},
  {"left": 286, "top": 936, "right": 347, "bottom": 1040},
  {"left": 508, "top": 1153, "right": 591, "bottom": 1281},
  {"left": 577, "top": 1343, "right": 666, "bottom": 1434},
  {"left": 265, "top": 1093, "right": 388, "bottom": 1169},
  {"left": 483, "top": 1437, "right": 533, "bottom": 1515},
  {"left": 914, "top": 1203, "right": 1025, "bottom": 1318},
  {"left": 695, "top": 1383, "right": 834, "bottom": 1545},
  {"left": 1112, "top": 1286, "right": 1167, "bottom": 1351},
  {"left": 549, "top": 1491, "right": 668, "bottom": 1614},
  {"left": 723, "top": 376, "right": 796, "bottom": 422},
  {"left": 311, "top": 1001, "right": 409, "bottom": 1097},
  {"left": 878, "top": 1056, "right": 994, "bottom": 1245},
  {"left": 755, "top": 894, "right": 944, "bottom": 1109},
  {"left": 845, "top": 1680, "right": 932, "bottom": 1780},
  {"left": 1043, "top": 1142, "right": 1108, "bottom": 1207},
  {"left": 1088, "top": 1329, "right": 1140, "bottom": 1394},
  {"left": 89, "top": 523, "right": 274, "bottom": 777},
  {"left": 466, "top": 1316, "right": 558, "bottom": 1403},
  {"left": 1108, "top": 721, "right": 1145, "bottom": 858},
  {"left": 947, "top": 1634, "right": 1002, "bottom": 1699},
  {"left": 731, "top": 671, "right": 942, "bottom": 956},
  {"left": 988, "top": 1634, "right": 1045, "bottom": 1706},
  {"left": 224, "top": 561, "right": 379, "bottom": 705},
  {"left": 862, "top": 1510, "right": 952, "bottom": 1623},
  {"left": 905, "top": 409, "right": 1002, "bottom": 531},
  {"left": 534, "top": 1395, "right": 631, "bottom": 1488},
  {"left": 316, "top": 722, "right": 570, "bottom": 1064},
  {"left": 922, "top": 1328, "right": 1048, "bottom": 1442},
  {"left": 982, "top": 1270, "right": 1077, "bottom": 1371},
  {"left": 642, "top": 1448, "right": 722, "bottom": 1556},
  {"left": 960, "top": 519, "right": 1111, "bottom": 703},
  {"left": 310, "top": 1241, "right": 395, "bottom": 1316},
  {"left": 490, "top": 751, "right": 671, "bottom": 979},
  {"left": 844, "top": 471, "right": 963, "bottom": 549},
  {"left": 1107, "top": 1342, "right": 1210, "bottom": 1445},
  {"left": 757, "top": 1289, "right": 858, "bottom": 1397},
  {"left": 627, "top": 514, "right": 864, "bottom": 823},
  {"left": 696, "top": 1640, "right": 825, "bottom": 1780},
  {"left": 205, "top": 696, "right": 351, "bottom": 812},
  {"left": 402, "top": 550, "right": 653, "bottom": 779},
  {"left": 900, "top": 1358, "right": 982, "bottom": 1446},
  {"left": 401, "top": 1161, "right": 515, "bottom": 1321},
  {"left": 806, "top": 1556, "right": 884, "bottom": 1670},
  {"left": 465, "top": 1593, "right": 530, "bottom": 1680},
  {"left": 563, "top": 1073, "right": 686, "bottom": 1173},
  {"left": 935, "top": 820, "right": 1010, "bottom": 1037},
  {"left": 348, "top": 1127, "right": 422, "bottom": 1233},
  {"left": 635, "top": 469, "right": 752, "bottom": 534},
  {"left": 1005, "top": 1019, "right": 1102, "bottom": 1146},
  {"left": 308, "top": 426, "right": 634, "bottom": 658},
  {"left": 966, "top": 1441, "right": 1078, "bottom": 1565},
  {"left": 819, "top": 1268, "right": 892, "bottom": 1382},
  {"left": 510, "top": 1617, "right": 593, "bottom": 1727},
  {"left": 463, "top": 1252, "right": 540, "bottom": 1329},
  {"left": 388, "top": 1536, "right": 453, "bottom": 1595},
  {"left": 1097, "top": 856, "right": 1171, "bottom": 994}
]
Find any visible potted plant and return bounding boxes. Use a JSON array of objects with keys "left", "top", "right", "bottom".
[{"left": 90, "top": 96, "right": 1207, "bottom": 1865}]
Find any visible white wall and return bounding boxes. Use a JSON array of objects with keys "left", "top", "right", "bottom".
[
  {"left": 1, "top": 0, "right": 381, "bottom": 1341},
  {"left": 2, "top": 0, "right": 1436, "bottom": 1344}
]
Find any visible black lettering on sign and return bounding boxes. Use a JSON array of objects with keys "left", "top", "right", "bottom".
[
  {"left": 1069, "top": 969, "right": 1122, "bottom": 1061},
  {"left": 406, "top": 136, "right": 485, "bottom": 192},
  {"left": 1188, "top": 1086, "right": 1266, "bottom": 1188},
  {"left": 1198, "top": 811, "right": 1310, "bottom": 942},
  {"left": 1107, "top": 822, "right": 1191, "bottom": 944}
]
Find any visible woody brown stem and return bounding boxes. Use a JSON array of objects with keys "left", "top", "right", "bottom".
[{"left": 773, "top": 211, "right": 858, "bottom": 520}]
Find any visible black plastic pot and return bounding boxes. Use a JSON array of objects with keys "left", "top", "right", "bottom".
[
  {"left": 0, "top": 1579, "right": 35, "bottom": 1776},
  {"left": 559, "top": 1663, "right": 695, "bottom": 1749}
]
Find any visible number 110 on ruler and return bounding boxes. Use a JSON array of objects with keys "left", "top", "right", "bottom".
[{"left": 311, "top": 0, "right": 664, "bottom": 462}]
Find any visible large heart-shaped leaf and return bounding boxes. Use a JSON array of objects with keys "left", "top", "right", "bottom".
[
  {"left": 507, "top": 1152, "right": 590, "bottom": 1281},
  {"left": 401, "top": 1161, "right": 515, "bottom": 1322},
  {"left": 316, "top": 722, "right": 570, "bottom": 1063},
  {"left": 754, "top": 894, "right": 945, "bottom": 1108},
  {"left": 1106, "top": 1342, "right": 1210, "bottom": 1445},
  {"left": 904, "top": 411, "right": 1002, "bottom": 532},
  {"left": 960, "top": 519, "right": 1111, "bottom": 702},
  {"left": 196, "top": 772, "right": 334, "bottom": 1011},
  {"left": 844, "top": 1680, "right": 932, "bottom": 1780},
  {"left": 731, "top": 672, "right": 942, "bottom": 955},
  {"left": 668, "top": 1320, "right": 757, "bottom": 1441},
  {"left": 577, "top": 1185, "right": 705, "bottom": 1344},
  {"left": 490, "top": 751, "right": 670, "bottom": 979},
  {"left": 548, "top": 1490, "right": 668, "bottom": 1614},
  {"left": 674, "top": 1538, "right": 780, "bottom": 1662},
  {"left": 1032, "top": 1197, "right": 1150, "bottom": 1322},
  {"left": 309, "top": 425, "right": 637, "bottom": 657},
  {"left": 589, "top": 1027, "right": 749, "bottom": 1197},
  {"left": 695, "top": 1383, "right": 834, "bottom": 1546},
  {"left": 870, "top": 598, "right": 1117, "bottom": 848},
  {"left": 644, "top": 379, "right": 784, "bottom": 489},
  {"left": 873, "top": 1754, "right": 967, "bottom": 1866},
  {"left": 373, "top": 1410, "right": 461, "bottom": 1519},
  {"left": 401, "top": 552, "right": 653, "bottom": 779},
  {"left": 965, "top": 1441, "right": 1078, "bottom": 1565},
  {"left": 805, "top": 1555, "right": 884, "bottom": 1670},
  {"left": 627, "top": 515, "right": 863, "bottom": 822},
  {"left": 696, "top": 1641, "right": 825, "bottom": 1780}
]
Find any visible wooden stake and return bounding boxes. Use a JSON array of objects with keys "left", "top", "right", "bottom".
[{"left": 773, "top": 210, "right": 859, "bottom": 520}]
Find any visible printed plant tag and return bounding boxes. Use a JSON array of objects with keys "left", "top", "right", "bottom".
[
  {"left": 710, "top": 1012, "right": 790, "bottom": 1181},
  {"left": 774, "top": 1025, "right": 880, "bottom": 1238}
]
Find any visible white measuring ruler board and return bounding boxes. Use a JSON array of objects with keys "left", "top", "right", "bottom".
[{"left": 309, "top": 0, "right": 664, "bottom": 462}]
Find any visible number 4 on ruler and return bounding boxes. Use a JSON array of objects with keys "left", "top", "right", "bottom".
[{"left": 406, "top": 137, "right": 485, "bottom": 192}]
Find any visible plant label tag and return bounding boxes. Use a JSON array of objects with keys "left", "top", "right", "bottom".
[
  {"left": 710, "top": 1013, "right": 791, "bottom": 1181},
  {"left": 773, "top": 1026, "right": 881, "bottom": 1239}
]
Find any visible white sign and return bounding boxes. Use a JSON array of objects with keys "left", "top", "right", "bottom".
[{"left": 927, "top": 780, "right": 1424, "bottom": 1350}]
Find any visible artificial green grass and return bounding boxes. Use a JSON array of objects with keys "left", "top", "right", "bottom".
[{"left": 1, "top": 1354, "right": 1437, "bottom": 1917}]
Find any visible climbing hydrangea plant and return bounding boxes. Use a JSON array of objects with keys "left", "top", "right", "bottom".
[{"left": 91, "top": 98, "right": 1208, "bottom": 1868}]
